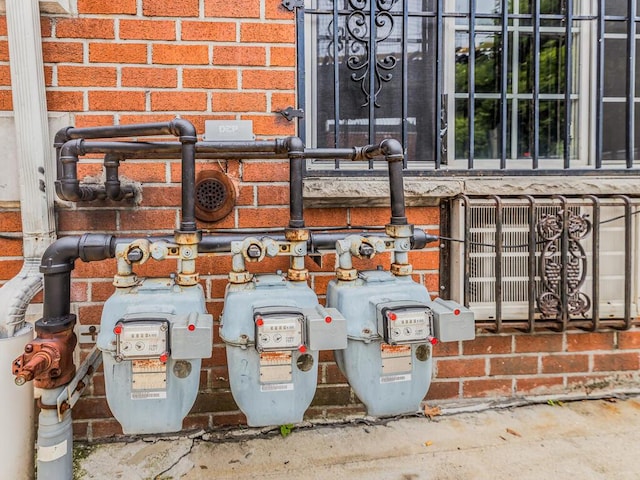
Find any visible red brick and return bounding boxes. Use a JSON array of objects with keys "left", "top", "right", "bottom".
[
  {"left": 70, "top": 281, "right": 89, "bottom": 302},
  {"left": 56, "top": 18, "right": 115, "bottom": 39},
  {"left": 73, "top": 397, "right": 112, "bottom": 420},
  {"left": 91, "top": 281, "right": 116, "bottom": 302},
  {"left": 140, "top": 186, "right": 181, "bottom": 207},
  {"left": 567, "top": 331, "right": 615, "bottom": 352},
  {"left": 58, "top": 210, "right": 117, "bottom": 233},
  {"left": 91, "top": 419, "right": 123, "bottom": 439},
  {"left": 205, "top": 0, "right": 260, "bottom": 18},
  {"left": 435, "top": 358, "right": 485, "bottom": 378},
  {"left": 257, "top": 185, "right": 288, "bottom": 205},
  {"left": 240, "top": 23, "right": 295, "bottom": 44},
  {"left": 242, "top": 69, "right": 295, "bottom": 89},
  {"left": 119, "top": 114, "right": 177, "bottom": 125},
  {"left": 0, "top": 260, "right": 23, "bottom": 280},
  {"left": 151, "top": 91, "right": 207, "bottom": 111},
  {"left": 271, "top": 92, "right": 296, "bottom": 111},
  {"left": 593, "top": 352, "right": 640, "bottom": 372},
  {"left": 541, "top": 354, "right": 589, "bottom": 374},
  {"left": 119, "top": 209, "right": 178, "bottom": 231},
  {"left": 143, "top": 0, "right": 199, "bottom": 17},
  {"left": 72, "top": 421, "right": 89, "bottom": 440},
  {"left": 89, "top": 43, "right": 147, "bottom": 63},
  {"left": 406, "top": 206, "right": 440, "bottom": 226},
  {"left": 324, "top": 363, "right": 348, "bottom": 384},
  {"left": 618, "top": 329, "right": 640, "bottom": 349},
  {"left": 153, "top": 44, "right": 209, "bottom": 65},
  {"left": 269, "top": 47, "right": 296, "bottom": 67},
  {"left": 238, "top": 207, "right": 289, "bottom": 228},
  {"left": 77, "top": 305, "right": 104, "bottom": 325},
  {"left": 88, "top": 91, "right": 146, "bottom": 111},
  {"left": 40, "top": 18, "right": 52, "bottom": 37},
  {"left": 242, "top": 114, "right": 295, "bottom": 136},
  {"left": 0, "top": 90, "right": 12, "bottom": 110},
  {"left": 213, "top": 46, "right": 266, "bottom": 66},
  {"left": 119, "top": 19, "right": 176, "bottom": 40},
  {"left": 265, "top": 0, "right": 294, "bottom": 20},
  {"left": 43, "top": 66, "right": 53, "bottom": 86},
  {"left": 78, "top": 0, "right": 137, "bottom": 14},
  {"left": 236, "top": 185, "right": 255, "bottom": 206},
  {"left": 462, "top": 379, "right": 512, "bottom": 397},
  {"left": 46, "top": 91, "right": 83, "bottom": 111},
  {"left": 0, "top": 17, "right": 6, "bottom": 36},
  {"left": 0, "top": 66, "right": 10, "bottom": 86},
  {"left": 490, "top": 356, "right": 538, "bottom": 376},
  {"left": 58, "top": 66, "right": 117, "bottom": 87},
  {"left": 0, "top": 211, "right": 22, "bottom": 232},
  {"left": 119, "top": 162, "right": 167, "bottom": 182},
  {"left": 0, "top": 41, "right": 7, "bottom": 62},
  {"left": 349, "top": 207, "right": 393, "bottom": 226},
  {"left": 462, "top": 335, "right": 512, "bottom": 355},
  {"left": 0, "top": 238, "right": 23, "bottom": 257},
  {"left": 181, "top": 21, "right": 236, "bottom": 41},
  {"left": 424, "top": 380, "right": 460, "bottom": 400},
  {"left": 433, "top": 341, "right": 459, "bottom": 357},
  {"left": 304, "top": 208, "right": 348, "bottom": 227},
  {"left": 515, "top": 333, "right": 563, "bottom": 353},
  {"left": 72, "top": 258, "right": 117, "bottom": 279},
  {"left": 212, "top": 92, "right": 266, "bottom": 112},
  {"left": 42, "top": 42, "right": 83, "bottom": 63},
  {"left": 515, "top": 377, "right": 565, "bottom": 394},
  {"left": 243, "top": 160, "right": 289, "bottom": 182},
  {"left": 121, "top": 67, "right": 177, "bottom": 88},
  {"left": 211, "top": 412, "right": 248, "bottom": 427},
  {"left": 409, "top": 250, "right": 439, "bottom": 270},
  {"left": 183, "top": 68, "right": 236, "bottom": 89},
  {"left": 74, "top": 115, "right": 116, "bottom": 128}
]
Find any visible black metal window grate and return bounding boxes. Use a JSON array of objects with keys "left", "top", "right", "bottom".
[{"left": 295, "top": 0, "right": 640, "bottom": 176}]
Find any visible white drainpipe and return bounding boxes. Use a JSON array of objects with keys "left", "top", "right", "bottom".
[{"left": 1, "top": 0, "right": 57, "bottom": 479}]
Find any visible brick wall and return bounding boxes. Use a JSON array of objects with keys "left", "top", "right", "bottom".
[{"left": 1, "top": 1, "right": 639, "bottom": 442}]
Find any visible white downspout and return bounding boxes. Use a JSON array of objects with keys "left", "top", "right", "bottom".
[{"left": 1, "top": 1, "right": 57, "bottom": 479}]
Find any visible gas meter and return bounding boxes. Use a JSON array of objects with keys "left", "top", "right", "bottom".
[
  {"left": 97, "top": 278, "right": 213, "bottom": 434},
  {"left": 327, "top": 270, "right": 474, "bottom": 417},
  {"left": 221, "top": 274, "right": 346, "bottom": 427}
]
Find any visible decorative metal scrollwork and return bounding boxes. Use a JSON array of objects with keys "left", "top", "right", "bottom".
[
  {"left": 536, "top": 210, "right": 591, "bottom": 319},
  {"left": 328, "top": 0, "right": 398, "bottom": 107}
]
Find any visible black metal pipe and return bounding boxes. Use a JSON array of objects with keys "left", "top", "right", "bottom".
[
  {"left": 360, "top": 139, "right": 407, "bottom": 225},
  {"left": 104, "top": 153, "right": 135, "bottom": 201},
  {"left": 286, "top": 137, "right": 306, "bottom": 228},
  {"left": 40, "top": 234, "right": 115, "bottom": 320}
]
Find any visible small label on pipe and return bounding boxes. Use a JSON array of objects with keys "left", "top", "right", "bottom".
[
  {"left": 380, "top": 374, "right": 412, "bottom": 384},
  {"left": 38, "top": 440, "right": 68, "bottom": 463}
]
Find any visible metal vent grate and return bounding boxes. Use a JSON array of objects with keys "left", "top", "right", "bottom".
[
  {"left": 196, "top": 178, "right": 227, "bottom": 211},
  {"left": 194, "top": 170, "right": 236, "bottom": 223}
]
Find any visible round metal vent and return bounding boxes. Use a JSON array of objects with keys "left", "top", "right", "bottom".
[{"left": 194, "top": 170, "right": 236, "bottom": 222}]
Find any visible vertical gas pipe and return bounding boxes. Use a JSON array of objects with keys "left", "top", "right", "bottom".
[{"left": 12, "top": 235, "right": 115, "bottom": 480}]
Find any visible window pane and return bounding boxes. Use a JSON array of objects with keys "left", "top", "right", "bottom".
[
  {"left": 539, "top": 34, "right": 566, "bottom": 94},
  {"left": 604, "top": 39, "right": 628, "bottom": 97},
  {"left": 475, "top": 33, "right": 502, "bottom": 94},
  {"left": 602, "top": 103, "right": 627, "bottom": 161},
  {"left": 605, "top": 0, "right": 627, "bottom": 16}
]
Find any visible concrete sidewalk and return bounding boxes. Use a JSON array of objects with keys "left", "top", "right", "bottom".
[{"left": 76, "top": 396, "right": 640, "bottom": 480}]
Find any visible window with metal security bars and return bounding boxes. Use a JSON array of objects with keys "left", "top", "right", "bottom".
[
  {"left": 295, "top": 0, "right": 640, "bottom": 174},
  {"left": 446, "top": 196, "right": 640, "bottom": 332}
]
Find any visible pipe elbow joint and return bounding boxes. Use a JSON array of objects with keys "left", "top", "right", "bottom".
[
  {"left": 285, "top": 136, "right": 305, "bottom": 157},
  {"left": 380, "top": 138, "right": 404, "bottom": 162},
  {"left": 54, "top": 126, "right": 74, "bottom": 148},
  {"left": 169, "top": 118, "right": 197, "bottom": 143}
]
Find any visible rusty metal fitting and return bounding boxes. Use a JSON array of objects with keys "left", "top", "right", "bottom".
[
  {"left": 13, "top": 317, "right": 77, "bottom": 389},
  {"left": 385, "top": 224, "right": 414, "bottom": 239},
  {"left": 390, "top": 263, "right": 413, "bottom": 276},
  {"left": 174, "top": 230, "right": 202, "bottom": 246},
  {"left": 336, "top": 268, "right": 358, "bottom": 281},
  {"left": 284, "top": 228, "right": 309, "bottom": 242},
  {"left": 228, "top": 271, "right": 253, "bottom": 284},
  {"left": 176, "top": 272, "right": 199, "bottom": 286},
  {"left": 113, "top": 274, "right": 139, "bottom": 288},
  {"left": 287, "top": 268, "right": 309, "bottom": 282}
]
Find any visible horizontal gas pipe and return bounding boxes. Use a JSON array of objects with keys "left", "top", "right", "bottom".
[{"left": 54, "top": 119, "right": 197, "bottom": 232}]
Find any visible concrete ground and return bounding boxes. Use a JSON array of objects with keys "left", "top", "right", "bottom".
[{"left": 76, "top": 396, "right": 640, "bottom": 480}]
